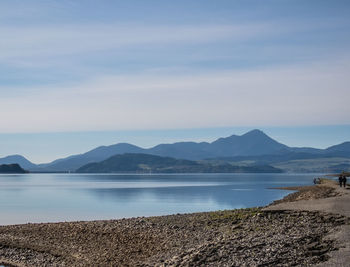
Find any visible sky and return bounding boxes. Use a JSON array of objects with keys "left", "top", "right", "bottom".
[{"left": 1, "top": 0, "right": 350, "bottom": 163}]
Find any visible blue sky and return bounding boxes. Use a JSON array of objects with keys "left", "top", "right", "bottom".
[{"left": 1, "top": 0, "right": 350, "bottom": 163}]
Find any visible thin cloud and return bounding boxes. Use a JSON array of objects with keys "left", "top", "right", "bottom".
[
  {"left": 0, "top": 23, "right": 271, "bottom": 61},
  {"left": 1, "top": 57, "right": 349, "bottom": 133}
]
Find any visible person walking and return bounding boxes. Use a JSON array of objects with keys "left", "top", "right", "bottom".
[
  {"left": 339, "top": 175, "right": 343, "bottom": 187},
  {"left": 343, "top": 175, "right": 347, "bottom": 188}
]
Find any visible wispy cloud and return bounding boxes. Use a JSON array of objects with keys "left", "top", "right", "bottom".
[
  {"left": 3, "top": 17, "right": 345, "bottom": 65},
  {"left": 2, "top": 18, "right": 348, "bottom": 89},
  {"left": 1, "top": 57, "right": 349, "bottom": 133},
  {"left": 0, "top": 23, "right": 270, "bottom": 61}
]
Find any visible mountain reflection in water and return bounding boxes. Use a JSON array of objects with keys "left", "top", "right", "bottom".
[{"left": 0, "top": 173, "right": 314, "bottom": 225}]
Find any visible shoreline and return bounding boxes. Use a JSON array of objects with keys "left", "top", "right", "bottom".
[{"left": 0, "top": 180, "right": 349, "bottom": 266}]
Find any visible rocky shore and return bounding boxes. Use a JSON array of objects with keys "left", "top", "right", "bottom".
[{"left": 0, "top": 181, "right": 349, "bottom": 267}]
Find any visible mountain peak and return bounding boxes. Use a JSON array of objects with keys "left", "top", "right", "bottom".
[
  {"left": 209, "top": 129, "right": 288, "bottom": 157},
  {"left": 3, "top": 154, "right": 26, "bottom": 159},
  {"left": 242, "top": 129, "right": 266, "bottom": 137}
]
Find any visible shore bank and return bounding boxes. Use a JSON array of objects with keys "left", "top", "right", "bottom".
[
  {"left": 265, "top": 179, "right": 350, "bottom": 267},
  {"left": 0, "top": 180, "right": 349, "bottom": 267}
]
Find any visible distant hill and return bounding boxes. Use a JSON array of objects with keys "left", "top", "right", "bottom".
[
  {"left": 38, "top": 143, "right": 145, "bottom": 171},
  {"left": 324, "top": 142, "right": 350, "bottom": 155},
  {"left": 0, "top": 155, "right": 37, "bottom": 170},
  {"left": 2, "top": 130, "right": 350, "bottom": 173},
  {"left": 76, "top": 153, "right": 282, "bottom": 173},
  {"left": 272, "top": 158, "right": 350, "bottom": 173},
  {"left": 42, "top": 129, "right": 291, "bottom": 171},
  {"left": 147, "top": 141, "right": 212, "bottom": 159},
  {"left": 147, "top": 129, "right": 288, "bottom": 159},
  {"left": 209, "top": 129, "right": 289, "bottom": 157},
  {"left": 0, "top": 163, "right": 26, "bottom": 173},
  {"left": 209, "top": 151, "right": 350, "bottom": 166}
]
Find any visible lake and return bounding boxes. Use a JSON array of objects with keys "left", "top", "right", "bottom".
[{"left": 0, "top": 173, "right": 316, "bottom": 225}]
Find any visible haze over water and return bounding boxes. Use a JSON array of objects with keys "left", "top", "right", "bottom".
[{"left": 0, "top": 173, "right": 315, "bottom": 225}]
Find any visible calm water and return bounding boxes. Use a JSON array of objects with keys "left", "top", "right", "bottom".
[{"left": 0, "top": 173, "right": 316, "bottom": 225}]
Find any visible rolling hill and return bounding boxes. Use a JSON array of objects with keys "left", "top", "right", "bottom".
[
  {"left": 38, "top": 143, "right": 144, "bottom": 171},
  {"left": 0, "top": 163, "right": 27, "bottom": 173},
  {"left": 76, "top": 153, "right": 282, "bottom": 173},
  {"left": 0, "top": 155, "right": 37, "bottom": 170}
]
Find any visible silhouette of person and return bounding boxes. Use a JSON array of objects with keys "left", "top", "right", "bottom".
[
  {"left": 339, "top": 175, "right": 343, "bottom": 187},
  {"left": 343, "top": 176, "right": 347, "bottom": 188}
]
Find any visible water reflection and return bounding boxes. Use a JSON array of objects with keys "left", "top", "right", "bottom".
[
  {"left": 88, "top": 185, "right": 289, "bottom": 209},
  {"left": 0, "top": 173, "right": 314, "bottom": 225}
]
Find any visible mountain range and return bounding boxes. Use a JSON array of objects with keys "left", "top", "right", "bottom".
[{"left": 1, "top": 129, "right": 349, "bottom": 173}]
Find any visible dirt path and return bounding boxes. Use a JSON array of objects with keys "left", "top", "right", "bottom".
[{"left": 264, "top": 179, "right": 350, "bottom": 267}]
